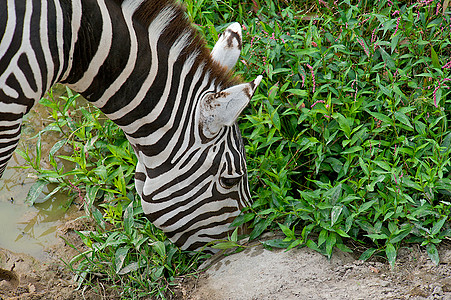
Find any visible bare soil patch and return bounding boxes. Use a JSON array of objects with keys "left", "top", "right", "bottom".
[{"left": 182, "top": 235, "right": 451, "bottom": 300}]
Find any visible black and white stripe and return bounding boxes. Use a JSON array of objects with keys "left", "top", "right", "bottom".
[{"left": 0, "top": 0, "right": 261, "bottom": 251}]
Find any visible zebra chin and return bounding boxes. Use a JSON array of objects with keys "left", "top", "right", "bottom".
[
  {"left": 144, "top": 195, "right": 249, "bottom": 253},
  {"left": 167, "top": 213, "right": 244, "bottom": 253}
]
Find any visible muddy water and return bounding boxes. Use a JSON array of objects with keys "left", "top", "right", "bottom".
[{"left": 0, "top": 88, "right": 79, "bottom": 260}]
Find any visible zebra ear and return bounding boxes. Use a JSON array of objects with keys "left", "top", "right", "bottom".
[
  {"left": 211, "top": 22, "right": 242, "bottom": 70},
  {"left": 200, "top": 76, "right": 262, "bottom": 137}
]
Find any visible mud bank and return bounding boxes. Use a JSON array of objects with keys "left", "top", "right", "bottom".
[{"left": 0, "top": 212, "right": 110, "bottom": 300}]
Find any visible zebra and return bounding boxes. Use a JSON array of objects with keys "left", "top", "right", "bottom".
[{"left": 0, "top": 0, "right": 262, "bottom": 252}]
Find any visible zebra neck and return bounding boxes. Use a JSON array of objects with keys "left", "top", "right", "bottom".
[{"left": 61, "top": 0, "right": 234, "bottom": 136}]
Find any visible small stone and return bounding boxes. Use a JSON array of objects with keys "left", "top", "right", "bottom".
[
  {"left": 409, "top": 286, "right": 429, "bottom": 298},
  {"left": 432, "top": 286, "right": 443, "bottom": 295},
  {"left": 380, "top": 280, "right": 390, "bottom": 287},
  {"left": 442, "top": 280, "right": 451, "bottom": 293}
]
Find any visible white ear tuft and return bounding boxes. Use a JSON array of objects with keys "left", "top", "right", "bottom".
[
  {"left": 200, "top": 76, "right": 263, "bottom": 137},
  {"left": 211, "top": 22, "right": 242, "bottom": 71}
]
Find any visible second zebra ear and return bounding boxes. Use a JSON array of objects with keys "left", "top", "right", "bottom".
[
  {"left": 200, "top": 76, "right": 262, "bottom": 138},
  {"left": 211, "top": 22, "right": 242, "bottom": 71}
]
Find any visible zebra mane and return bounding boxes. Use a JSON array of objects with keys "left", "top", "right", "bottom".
[{"left": 130, "top": 0, "right": 240, "bottom": 89}]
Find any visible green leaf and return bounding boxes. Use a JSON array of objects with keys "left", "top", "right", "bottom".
[
  {"left": 152, "top": 241, "right": 166, "bottom": 258},
  {"left": 368, "top": 111, "right": 392, "bottom": 125},
  {"left": 335, "top": 113, "right": 351, "bottom": 138},
  {"left": 401, "top": 178, "right": 422, "bottom": 191},
  {"left": 287, "top": 239, "right": 302, "bottom": 251},
  {"left": 335, "top": 243, "right": 353, "bottom": 253},
  {"left": 124, "top": 202, "right": 134, "bottom": 235},
  {"left": 91, "top": 206, "right": 106, "bottom": 230},
  {"left": 34, "top": 185, "right": 62, "bottom": 204},
  {"left": 85, "top": 185, "right": 100, "bottom": 208},
  {"left": 306, "top": 239, "right": 320, "bottom": 252},
  {"left": 63, "top": 92, "right": 79, "bottom": 114},
  {"left": 431, "top": 217, "right": 447, "bottom": 235},
  {"left": 385, "top": 243, "right": 397, "bottom": 268},
  {"left": 115, "top": 247, "right": 130, "bottom": 273},
  {"left": 390, "top": 227, "right": 412, "bottom": 244},
  {"left": 230, "top": 213, "right": 255, "bottom": 227},
  {"left": 287, "top": 89, "right": 308, "bottom": 97},
  {"left": 342, "top": 146, "right": 363, "bottom": 155},
  {"left": 261, "top": 239, "right": 292, "bottom": 249},
  {"left": 359, "top": 248, "right": 377, "bottom": 261},
  {"left": 25, "top": 180, "right": 47, "bottom": 205},
  {"left": 431, "top": 47, "right": 440, "bottom": 69},
  {"left": 378, "top": 83, "right": 393, "bottom": 97},
  {"left": 394, "top": 111, "right": 413, "bottom": 128},
  {"left": 211, "top": 241, "right": 239, "bottom": 250},
  {"left": 278, "top": 223, "right": 295, "bottom": 240},
  {"left": 379, "top": 47, "right": 396, "bottom": 70},
  {"left": 35, "top": 134, "right": 42, "bottom": 169},
  {"left": 359, "top": 157, "right": 369, "bottom": 177},
  {"left": 367, "top": 233, "right": 388, "bottom": 240},
  {"left": 249, "top": 218, "right": 272, "bottom": 240},
  {"left": 325, "top": 232, "right": 336, "bottom": 259},
  {"left": 336, "top": 229, "right": 350, "bottom": 238},
  {"left": 426, "top": 243, "right": 439, "bottom": 265},
  {"left": 390, "top": 34, "right": 400, "bottom": 53},
  {"left": 117, "top": 262, "right": 140, "bottom": 275},
  {"left": 49, "top": 139, "right": 67, "bottom": 160},
  {"left": 271, "top": 109, "right": 281, "bottom": 131},
  {"left": 368, "top": 175, "right": 387, "bottom": 192},
  {"left": 358, "top": 200, "right": 377, "bottom": 213},
  {"left": 230, "top": 227, "right": 238, "bottom": 242},
  {"left": 331, "top": 205, "right": 343, "bottom": 227},
  {"left": 295, "top": 48, "right": 320, "bottom": 56},
  {"left": 272, "top": 67, "right": 292, "bottom": 75},
  {"left": 153, "top": 266, "right": 164, "bottom": 279},
  {"left": 115, "top": 166, "right": 126, "bottom": 196},
  {"left": 318, "top": 229, "right": 328, "bottom": 246}
]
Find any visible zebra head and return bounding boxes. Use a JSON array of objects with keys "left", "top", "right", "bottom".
[{"left": 136, "top": 22, "right": 261, "bottom": 252}]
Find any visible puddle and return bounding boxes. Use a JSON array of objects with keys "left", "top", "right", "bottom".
[{"left": 0, "top": 86, "right": 80, "bottom": 261}]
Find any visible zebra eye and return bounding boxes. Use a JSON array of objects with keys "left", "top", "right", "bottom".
[{"left": 220, "top": 176, "right": 242, "bottom": 188}]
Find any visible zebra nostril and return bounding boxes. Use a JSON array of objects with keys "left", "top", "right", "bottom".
[{"left": 220, "top": 176, "right": 242, "bottom": 188}]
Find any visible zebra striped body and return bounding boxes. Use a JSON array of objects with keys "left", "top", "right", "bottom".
[{"left": 0, "top": 0, "right": 261, "bottom": 251}]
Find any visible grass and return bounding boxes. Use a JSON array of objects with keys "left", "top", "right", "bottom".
[{"left": 19, "top": 0, "right": 451, "bottom": 298}]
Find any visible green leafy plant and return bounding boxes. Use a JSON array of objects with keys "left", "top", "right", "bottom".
[
  {"left": 226, "top": 0, "right": 451, "bottom": 268},
  {"left": 67, "top": 199, "right": 204, "bottom": 298}
]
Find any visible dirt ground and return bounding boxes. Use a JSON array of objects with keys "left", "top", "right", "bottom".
[
  {"left": 2, "top": 224, "right": 451, "bottom": 300},
  {"left": 182, "top": 234, "right": 451, "bottom": 300}
]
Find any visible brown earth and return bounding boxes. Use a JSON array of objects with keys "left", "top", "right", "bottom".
[
  {"left": 181, "top": 234, "right": 451, "bottom": 300},
  {"left": 0, "top": 211, "right": 119, "bottom": 300},
  {"left": 2, "top": 223, "right": 451, "bottom": 300}
]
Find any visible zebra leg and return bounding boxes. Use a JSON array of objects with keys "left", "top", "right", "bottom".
[
  {"left": 0, "top": 112, "right": 24, "bottom": 177},
  {"left": 211, "top": 22, "right": 242, "bottom": 71}
]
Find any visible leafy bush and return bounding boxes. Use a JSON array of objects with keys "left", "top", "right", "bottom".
[{"left": 223, "top": 0, "right": 451, "bottom": 267}]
